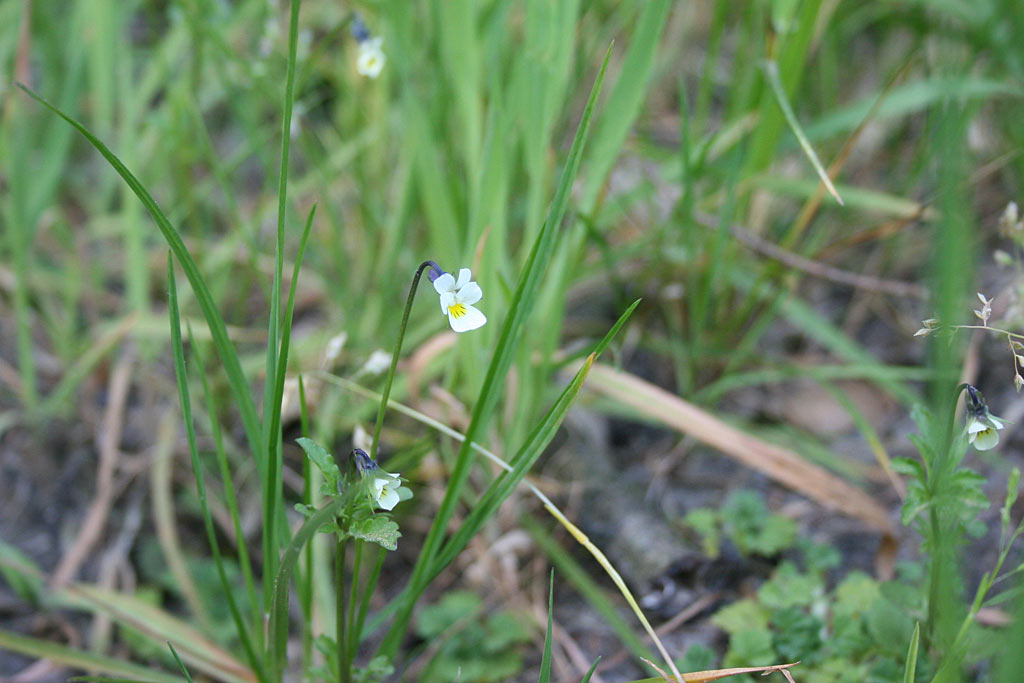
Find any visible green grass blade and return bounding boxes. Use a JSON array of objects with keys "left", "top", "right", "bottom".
[
  {"left": 167, "top": 255, "right": 263, "bottom": 680},
  {"left": 538, "top": 570, "right": 555, "bottom": 683},
  {"left": 0, "top": 628, "right": 180, "bottom": 683},
  {"left": 261, "top": 0, "right": 305, "bottom": 612},
  {"left": 15, "top": 83, "right": 263, "bottom": 466},
  {"left": 378, "top": 47, "right": 613, "bottom": 657},
  {"left": 903, "top": 622, "right": 920, "bottom": 683},
  {"left": 581, "top": 658, "right": 601, "bottom": 683},
  {"left": 763, "top": 58, "right": 843, "bottom": 206},
  {"left": 167, "top": 642, "right": 194, "bottom": 682}
]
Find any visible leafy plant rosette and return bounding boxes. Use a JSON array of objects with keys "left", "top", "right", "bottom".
[
  {"left": 294, "top": 438, "right": 413, "bottom": 552},
  {"left": 712, "top": 551, "right": 932, "bottom": 682}
]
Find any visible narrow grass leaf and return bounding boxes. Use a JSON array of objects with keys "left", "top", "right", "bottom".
[
  {"left": 167, "top": 255, "right": 263, "bottom": 679},
  {"left": 0, "top": 628, "right": 180, "bottom": 683},
  {"left": 261, "top": 0, "right": 306, "bottom": 610},
  {"left": 16, "top": 84, "right": 263, "bottom": 465},
  {"left": 903, "top": 622, "right": 920, "bottom": 683},
  {"left": 538, "top": 570, "right": 555, "bottom": 683},
  {"left": 581, "top": 658, "right": 601, "bottom": 683},
  {"left": 763, "top": 59, "right": 843, "bottom": 205},
  {"left": 167, "top": 642, "right": 194, "bottom": 682},
  {"left": 51, "top": 583, "right": 253, "bottom": 683}
]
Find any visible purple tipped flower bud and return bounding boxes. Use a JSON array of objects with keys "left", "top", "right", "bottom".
[
  {"left": 351, "top": 14, "right": 371, "bottom": 44},
  {"left": 352, "top": 448, "right": 378, "bottom": 475}
]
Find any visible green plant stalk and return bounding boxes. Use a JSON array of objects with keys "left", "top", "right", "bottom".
[
  {"left": 298, "top": 375, "right": 314, "bottom": 668},
  {"left": 168, "top": 256, "right": 264, "bottom": 681},
  {"left": 926, "top": 101, "right": 973, "bottom": 661},
  {"left": 262, "top": 0, "right": 304, "bottom": 613},
  {"left": 934, "top": 514, "right": 1024, "bottom": 681},
  {"left": 336, "top": 539, "right": 350, "bottom": 683},
  {"left": 369, "top": 260, "right": 437, "bottom": 462},
  {"left": 353, "top": 547, "right": 385, "bottom": 655},
  {"left": 346, "top": 541, "right": 363, "bottom": 667},
  {"left": 269, "top": 494, "right": 352, "bottom": 679}
]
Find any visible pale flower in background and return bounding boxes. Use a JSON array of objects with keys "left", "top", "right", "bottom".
[
  {"left": 362, "top": 349, "right": 392, "bottom": 375},
  {"left": 324, "top": 331, "right": 348, "bottom": 365},
  {"left": 433, "top": 268, "right": 486, "bottom": 333},
  {"left": 974, "top": 292, "right": 993, "bottom": 326},
  {"left": 356, "top": 37, "right": 386, "bottom": 78},
  {"left": 353, "top": 424, "right": 372, "bottom": 453}
]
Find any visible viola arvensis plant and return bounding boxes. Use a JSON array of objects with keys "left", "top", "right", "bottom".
[
  {"left": 351, "top": 14, "right": 385, "bottom": 79},
  {"left": 432, "top": 267, "right": 487, "bottom": 333},
  {"left": 965, "top": 384, "right": 1007, "bottom": 451}
]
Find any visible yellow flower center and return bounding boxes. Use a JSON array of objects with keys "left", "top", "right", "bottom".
[{"left": 448, "top": 303, "right": 467, "bottom": 319}]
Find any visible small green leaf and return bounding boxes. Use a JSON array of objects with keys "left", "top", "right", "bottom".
[
  {"left": 684, "top": 508, "right": 721, "bottom": 557},
  {"left": 295, "top": 437, "right": 341, "bottom": 492},
  {"left": 723, "top": 628, "right": 775, "bottom": 668},
  {"left": 350, "top": 516, "right": 401, "bottom": 551},
  {"left": 415, "top": 591, "right": 482, "bottom": 639},
  {"left": 757, "top": 561, "right": 821, "bottom": 610},
  {"left": 712, "top": 598, "right": 769, "bottom": 635},
  {"left": 1003, "top": 467, "right": 1021, "bottom": 528}
]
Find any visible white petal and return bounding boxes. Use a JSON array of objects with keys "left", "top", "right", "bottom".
[
  {"left": 439, "top": 291, "right": 455, "bottom": 314},
  {"left": 456, "top": 281, "right": 482, "bottom": 305},
  {"left": 967, "top": 419, "right": 988, "bottom": 434},
  {"left": 378, "top": 486, "right": 400, "bottom": 511},
  {"left": 455, "top": 268, "right": 471, "bottom": 289},
  {"left": 433, "top": 272, "right": 456, "bottom": 295},
  {"left": 448, "top": 304, "right": 486, "bottom": 332},
  {"left": 972, "top": 428, "right": 1000, "bottom": 451}
]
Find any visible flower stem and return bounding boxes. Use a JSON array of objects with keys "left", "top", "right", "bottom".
[
  {"left": 370, "top": 261, "right": 440, "bottom": 461},
  {"left": 336, "top": 539, "right": 350, "bottom": 683},
  {"left": 926, "top": 382, "right": 969, "bottom": 647}
]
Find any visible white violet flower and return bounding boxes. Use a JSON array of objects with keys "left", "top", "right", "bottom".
[
  {"left": 965, "top": 385, "right": 1007, "bottom": 451},
  {"left": 356, "top": 37, "right": 385, "bottom": 79},
  {"left": 433, "top": 267, "right": 487, "bottom": 333},
  {"left": 370, "top": 470, "right": 402, "bottom": 511}
]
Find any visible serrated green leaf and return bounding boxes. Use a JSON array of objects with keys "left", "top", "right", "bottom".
[{"left": 350, "top": 516, "right": 401, "bottom": 551}]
